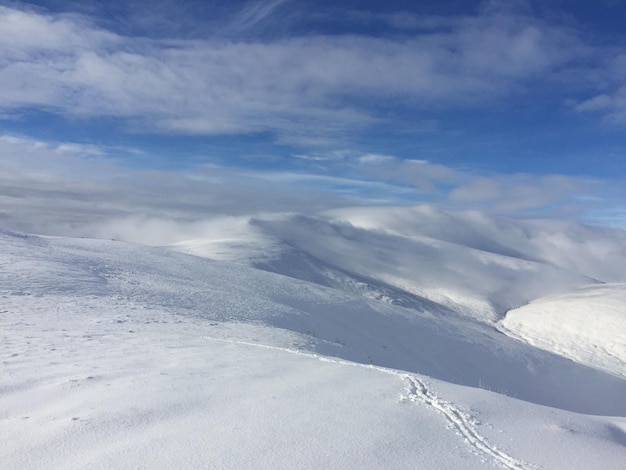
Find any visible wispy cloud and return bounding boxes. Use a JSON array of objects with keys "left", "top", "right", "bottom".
[
  {"left": 222, "top": 0, "right": 291, "bottom": 36},
  {"left": 1, "top": 135, "right": 624, "bottom": 240},
  {"left": 449, "top": 174, "right": 587, "bottom": 214},
  {"left": 0, "top": 4, "right": 599, "bottom": 145},
  {"left": 568, "top": 43, "right": 626, "bottom": 123},
  {"left": 1, "top": 4, "right": 624, "bottom": 233},
  {"left": 575, "top": 86, "right": 626, "bottom": 123},
  {"left": 0, "top": 135, "right": 350, "bottom": 237}
]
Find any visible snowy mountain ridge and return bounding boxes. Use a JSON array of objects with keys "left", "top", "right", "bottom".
[
  {"left": 167, "top": 206, "right": 626, "bottom": 322},
  {"left": 2, "top": 207, "right": 626, "bottom": 469}
]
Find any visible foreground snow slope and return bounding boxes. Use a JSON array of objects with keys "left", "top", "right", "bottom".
[
  {"left": 2, "top": 229, "right": 626, "bottom": 469},
  {"left": 501, "top": 283, "right": 626, "bottom": 379}
]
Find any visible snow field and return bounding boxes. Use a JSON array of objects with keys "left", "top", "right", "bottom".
[{"left": 2, "top": 222, "right": 626, "bottom": 469}]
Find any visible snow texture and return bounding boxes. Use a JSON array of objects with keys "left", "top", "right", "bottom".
[
  {"left": 501, "top": 283, "right": 626, "bottom": 378},
  {"left": 2, "top": 208, "right": 626, "bottom": 469}
]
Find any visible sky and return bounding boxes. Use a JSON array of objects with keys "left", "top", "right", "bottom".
[{"left": 1, "top": 0, "right": 626, "bottom": 237}]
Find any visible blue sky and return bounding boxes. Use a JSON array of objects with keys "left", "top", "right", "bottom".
[{"left": 1, "top": 0, "right": 626, "bottom": 232}]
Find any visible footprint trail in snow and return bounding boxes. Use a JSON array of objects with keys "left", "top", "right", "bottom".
[
  {"left": 205, "top": 336, "right": 531, "bottom": 470},
  {"left": 403, "top": 375, "right": 529, "bottom": 470}
]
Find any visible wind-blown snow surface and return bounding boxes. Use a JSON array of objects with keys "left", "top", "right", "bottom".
[
  {"left": 169, "top": 206, "right": 626, "bottom": 323},
  {"left": 2, "top": 217, "right": 626, "bottom": 468}
]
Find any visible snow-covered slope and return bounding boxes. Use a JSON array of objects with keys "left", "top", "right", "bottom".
[
  {"left": 168, "top": 206, "right": 626, "bottom": 323},
  {"left": 2, "top": 228, "right": 626, "bottom": 469},
  {"left": 500, "top": 283, "right": 626, "bottom": 379}
]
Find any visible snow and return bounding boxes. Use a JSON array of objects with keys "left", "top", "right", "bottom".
[
  {"left": 169, "top": 208, "right": 623, "bottom": 323},
  {"left": 2, "top": 211, "right": 626, "bottom": 469},
  {"left": 500, "top": 283, "right": 626, "bottom": 379}
]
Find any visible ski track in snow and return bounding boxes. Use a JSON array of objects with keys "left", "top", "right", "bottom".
[{"left": 204, "top": 336, "right": 531, "bottom": 470}]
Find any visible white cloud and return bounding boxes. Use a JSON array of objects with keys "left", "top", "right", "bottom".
[
  {"left": 448, "top": 176, "right": 501, "bottom": 202},
  {"left": 0, "top": 135, "right": 352, "bottom": 238},
  {"left": 0, "top": 6, "right": 116, "bottom": 52},
  {"left": 1, "top": 136, "right": 623, "bottom": 241},
  {"left": 222, "top": 0, "right": 292, "bottom": 36},
  {"left": 570, "top": 48, "right": 626, "bottom": 124},
  {"left": 575, "top": 86, "right": 626, "bottom": 123},
  {"left": 349, "top": 155, "right": 462, "bottom": 192},
  {"left": 449, "top": 174, "right": 592, "bottom": 215},
  {"left": 0, "top": 5, "right": 586, "bottom": 144},
  {"left": 575, "top": 94, "right": 613, "bottom": 112},
  {"left": 358, "top": 153, "right": 395, "bottom": 163}
]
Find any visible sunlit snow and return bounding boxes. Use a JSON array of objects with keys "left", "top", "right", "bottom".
[{"left": 2, "top": 207, "right": 626, "bottom": 469}]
